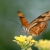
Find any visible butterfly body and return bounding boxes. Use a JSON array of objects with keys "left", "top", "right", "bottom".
[
  {"left": 18, "top": 11, "right": 50, "bottom": 36},
  {"left": 22, "top": 26, "right": 29, "bottom": 33}
]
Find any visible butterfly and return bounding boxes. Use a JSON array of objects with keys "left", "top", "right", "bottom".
[{"left": 18, "top": 11, "right": 50, "bottom": 36}]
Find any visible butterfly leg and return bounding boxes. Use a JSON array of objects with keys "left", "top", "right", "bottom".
[{"left": 18, "top": 26, "right": 24, "bottom": 35}]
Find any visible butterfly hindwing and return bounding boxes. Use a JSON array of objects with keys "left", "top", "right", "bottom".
[{"left": 29, "top": 22, "right": 47, "bottom": 36}]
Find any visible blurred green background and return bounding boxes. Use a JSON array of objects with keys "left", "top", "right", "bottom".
[{"left": 0, "top": 0, "right": 50, "bottom": 50}]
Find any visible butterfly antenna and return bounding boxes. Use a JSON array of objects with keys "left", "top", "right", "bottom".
[{"left": 9, "top": 18, "right": 21, "bottom": 26}]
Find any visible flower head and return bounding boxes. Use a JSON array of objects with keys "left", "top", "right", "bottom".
[
  {"left": 35, "top": 39, "right": 50, "bottom": 50},
  {"left": 13, "top": 35, "right": 37, "bottom": 50}
]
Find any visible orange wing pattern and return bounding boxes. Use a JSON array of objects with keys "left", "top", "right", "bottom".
[
  {"left": 28, "top": 11, "right": 50, "bottom": 28},
  {"left": 29, "top": 22, "right": 47, "bottom": 36},
  {"left": 28, "top": 11, "right": 50, "bottom": 36},
  {"left": 18, "top": 11, "right": 29, "bottom": 28}
]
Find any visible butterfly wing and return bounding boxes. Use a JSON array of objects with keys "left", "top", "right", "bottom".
[
  {"left": 28, "top": 11, "right": 50, "bottom": 36},
  {"left": 29, "top": 22, "right": 47, "bottom": 36},
  {"left": 28, "top": 11, "right": 50, "bottom": 28},
  {"left": 18, "top": 11, "right": 29, "bottom": 28}
]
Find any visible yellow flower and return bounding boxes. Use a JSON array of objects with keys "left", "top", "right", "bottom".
[
  {"left": 31, "top": 40, "right": 36, "bottom": 43},
  {"left": 35, "top": 39, "right": 50, "bottom": 50},
  {"left": 14, "top": 35, "right": 25, "bottom": 42},
  {"left": 13, "top": 35, "right": 37, "bottom": 50}
]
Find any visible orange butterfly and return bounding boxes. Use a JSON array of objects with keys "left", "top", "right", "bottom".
[{"left": 18, "top": 11, "right": 50, "bottom": 36}]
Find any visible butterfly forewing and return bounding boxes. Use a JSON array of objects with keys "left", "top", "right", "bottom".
[
  {"left": 28, "top": 11, "right": 50, "bottom": 28},
  {"left": 18, "top": 11, "right": 29, "bottom": 28}
]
